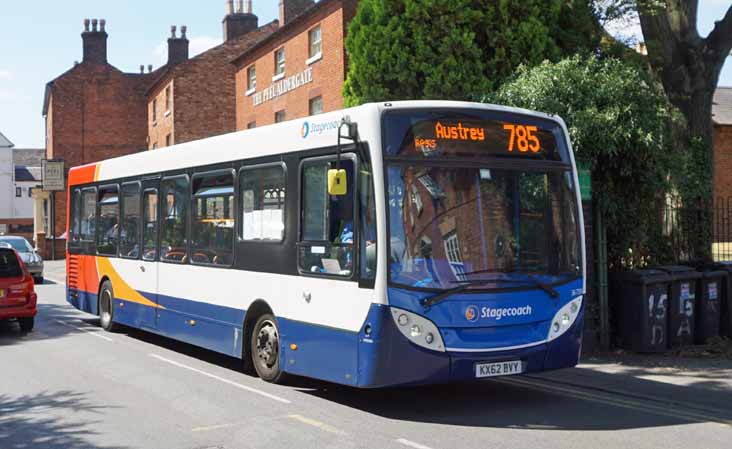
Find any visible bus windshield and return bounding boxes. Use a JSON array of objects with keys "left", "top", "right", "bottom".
[{"left": 384, "top": 110, "right": 581, "bottom": 292}]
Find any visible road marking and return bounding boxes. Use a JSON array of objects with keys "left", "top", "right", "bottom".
[
  {"left": 396, "top": 438, "right": 435, "bottom": 449},
  {"left": 149, "top": 354, "right": 291, "bottom": 404},
  {"left": 286, "top": 414, "right": 348, "bottom": 436},
  {"left": 499, "top": 377, "right": 732, "bottom": 427},
  {"left": 54, "top": 319, "right": 114, "bottom": 342},
  {"left": 191, "top": 423, "right": 237, "bottom": 433}
]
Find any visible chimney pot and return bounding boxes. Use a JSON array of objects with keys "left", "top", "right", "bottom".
[
  {"left": 171, "top": 25, "right": 177, "bottom": 38},
  {"left": 140, "top": 65, "right": 144, "bottom": 74},
  {"left": 236, "top": 0, "right": 244, "bottom": 13},
  {"left": 181, "top": 26, "right": 187, "bottom": 38},
  {"left": 92, "top": 19, "right": 98, "bottom": 32},
  {"left": 84, "top": 18, "right": 90, "bottom": 32},
  {"left": 245, "top": 0, "right": 252, "bottom": 14},
  {"left": 226, "top": 0, "right": 234, "bottom": 15},
  {"left": 82, "top": 19, "right": 108, "bottom": 63},
  {"left": 148, "top": 64, "right": 153, "bottom": 73},
  {"left": 100, "top": 19, "right": 106, "bottom": 32}
]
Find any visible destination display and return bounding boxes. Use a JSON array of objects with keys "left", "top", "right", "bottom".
[{"left": 384, "top": 111, "right": 562, "bottom": 161}]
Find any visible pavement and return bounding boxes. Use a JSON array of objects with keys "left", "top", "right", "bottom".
[{"left": 0, "top": 260, "right": 729, "bottom": 449}]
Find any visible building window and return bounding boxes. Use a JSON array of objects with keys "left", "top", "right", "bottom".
[
  {"left": 247, "top": 65, "right": 256, "bottom": 92},
  {"left": 274, "top": 48, "right": 285, "bottom": 76},
  {"left": 309, "top": 96, "right": 323, "bottom": 116},
  {"left": 165, "top": 85, "right": 172, "bottom": 112},
  {"left": 15, "top": 187, "right": 21, "bottom": 197},
  {"left": 28, "top": 188, "right": 32, "bottom": 198},
  {"left": 275, "top": 110, "right": 286, "bottom": 123},
  {"left": 308, "top": 26, "right": 322, "bottom": 60},
  {"left": 152, "top": 142, "right": 158, "bottom": 150},
  {"left": 152, "top": 99, "right": 157, "bottom": 123},
  {"left": 165, "top": 134, "right": 172, "bottom": 147},
  {"left": 240, "top": 164, "right": 286, "bottom": 241},
  {"left": 247, "top": 121, "right": 256, "bottom": 129}
]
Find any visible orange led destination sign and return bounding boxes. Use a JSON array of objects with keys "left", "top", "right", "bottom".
[{"left": 414, "top": 121, "right": 543, "bottom": 155}]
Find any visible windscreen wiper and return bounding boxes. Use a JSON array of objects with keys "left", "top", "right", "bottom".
[
  {"left": 462, "top": 269, "right": 561, "bottom": 299},
  {"left": 420, "top": 279, "right": 512, "bottom": 308}
]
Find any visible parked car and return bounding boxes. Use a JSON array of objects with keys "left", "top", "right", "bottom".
[
  {"left": 0, "top": 246, "right": 37, "bottom": 332},
  {"left": 0, "top": 236, "right": 44, "bottom": 284}
]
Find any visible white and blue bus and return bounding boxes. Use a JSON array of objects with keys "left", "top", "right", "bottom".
[{"left": 65, "top": 101, "right": 585, "bottom": 387}]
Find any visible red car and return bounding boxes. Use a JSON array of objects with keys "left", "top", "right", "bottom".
[{"left": 0, "top": 246, "right": 37, "bottom": 332}]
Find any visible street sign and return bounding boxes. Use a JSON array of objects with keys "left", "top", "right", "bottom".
[{"left": 42, "top": 159, "right": 65, "bottom": 191}]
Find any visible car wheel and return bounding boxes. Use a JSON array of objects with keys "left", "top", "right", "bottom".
[
  {"left": 34, "top": 276, "right": 43, "bottom": 285},
  {"left": 251, "top": 313, "right": 287, "bottom": 383},
  {"left": 98, "top": 281, "right": 119, "bottom": 332},
  {"left": 18, "top": 317, "right": 34, "bottom": 333}
]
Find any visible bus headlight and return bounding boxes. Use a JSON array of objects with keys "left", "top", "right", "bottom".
[
  {"left": 390, "top": 307, "right": 445, "bottom": 352},
  {"left": 547, "top": 296, "right": 583, "bottom": 342}
]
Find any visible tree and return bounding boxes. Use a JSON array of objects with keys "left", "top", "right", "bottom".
[
  {"left": 494, "top": 55, "right": 683, "bottom": 268},
  {"left": 343, "top": 0, "right": 598, "bottom": 106}
]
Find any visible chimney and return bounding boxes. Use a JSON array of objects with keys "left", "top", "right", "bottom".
[
  {"left": 140, "top": 65, "right": 144, "bottom": 74},
  {"left": 223, "top": 0, "right": 259, "bottom": 42},
  {"left": 148, "top": 65, "right": 153, "bottom": 73},
  {"left": 278, "top": 0, "right": 314, "bottom": 27},
  {"left": 82, "top": 18, "right": 108, "bottom": 64},
  {"left": 167, "top": 25, "right": 189, "bottom": 66}
]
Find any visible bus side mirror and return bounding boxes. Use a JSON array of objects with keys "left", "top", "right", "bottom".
[{"left": 328, "top": 169, "right": 347, "bottom": 196}]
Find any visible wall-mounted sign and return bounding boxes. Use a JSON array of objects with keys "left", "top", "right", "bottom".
[
  {"left": 252, "top": 67, "right": 314, "bottom": 107},
  {"left": 42, "top": 159, "right": 65, "bottom": 191}
]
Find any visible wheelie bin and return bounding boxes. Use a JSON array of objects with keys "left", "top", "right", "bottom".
[
  {"left": 654, "top": 266, "right": 702, "bottom": 348},
  {"left": 695, "top": 269, "right": 726, "bottom": 344},
  {"left": 610, "top": 269, "right": 671, "bottom": 353}
]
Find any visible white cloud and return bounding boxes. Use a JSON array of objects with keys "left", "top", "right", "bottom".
[
  {"left": 0, "top": 70, "right": 13, "bottom": 81},
  {"left": 152, "top": 36, "right": 223, "bottom": 67}
]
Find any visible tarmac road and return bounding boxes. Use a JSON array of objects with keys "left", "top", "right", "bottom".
[{"left": 1, "top": 279, "right": 730, "bottom": 449}]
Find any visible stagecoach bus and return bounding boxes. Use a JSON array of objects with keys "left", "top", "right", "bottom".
[{"left": 65, "top": 101, "right": 585, "bottom": 387}]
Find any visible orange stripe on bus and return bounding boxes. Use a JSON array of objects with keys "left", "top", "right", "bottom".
[
  {"left": 96, "top": 257, "right": 162, "bottom": 309},
  {"left": 68, "top": 164, "right": 98, "bottom": 186}
]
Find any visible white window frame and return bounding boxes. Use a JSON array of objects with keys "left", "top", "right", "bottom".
[
  {"left": 309, "top": 96, "right": 323, "bottom": 116},
  {"left": 306, "top": 25, "right": 322, "bottom": 65},
  {"left": 273, "top": 47, "right": 286, "bottom": 80},
  {"left": 444, "top": 232, "right": 466, "bottom": 280},
  {"left": 246, "top": 65, "right": 256, "bottom": 96}
]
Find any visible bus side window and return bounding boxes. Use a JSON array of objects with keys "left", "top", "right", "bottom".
[
  {"left": 160, "top": 176, "right": 190, "bottom": 263},
  {"left": 359, "top": 165, "right": 377, "bottom": 281},
  {"left": 299, "top": 157, "right": 355, "bottom": 277},
  {"left": 191, "top": 171, "right": 234, "bottom": 266},
  {"left": 142, "top": 189, "right": 158, "bottom": 261},
  {"left": 97, "top": 185, "right": 120, "bottom": 256},
  {"left": 79, "top": 187, "right": 97, "bottom": 243},
  {"left": 69, "top": 189, "right": 81, "bottom": 244},
  {"left": 120, "top": 182, "right": 141, "bottom": 259}
]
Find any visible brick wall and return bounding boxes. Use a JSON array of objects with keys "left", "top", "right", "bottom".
[
  {"left": 714, "top": 124, "right": 732, "bottom": 202},
  {"left": 148, "top": 81, "right": 175, "bottom": 148},
  {"left": 235, "top": 0, "right": 351, "bottom": 129}
]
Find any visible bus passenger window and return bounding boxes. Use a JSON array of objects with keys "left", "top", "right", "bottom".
[
  {"left": 69, "top": 189, "right": 81, "bottom": 243},
  {"left": 97, "top": 186, "right": 119, "bottom": 255},
  {"left": 360, "top": 165, "right": 377, "bottom": 280},
  {"left": 191, "top": 171, "right": 234, "bottom": 266},
  {"left": 160, "top": 176, "right": 189, "bottom": 263},
  {"left": 299, "top": 158, "right": 355, "bottom": 277},
  {"left": 142, "top": 190, "right": 158, "bottom": 261},
  {"left": 80, "top": 188, "right": 96, "bottom": 243},
  {"left": 240, "top": 165, "right": 286, "bottom": 242},
  {"left": 120, "top": 183, "right": 141, "bottom": 258}
]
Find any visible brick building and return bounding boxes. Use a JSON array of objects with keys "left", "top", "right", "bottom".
[
  {"left": 146, "top": 1, "right": 278, "bottom": 149},
  {"left": 233, "top": 0, "right": 358, "bottom": 129},
  {"left": 713, "top": 87, "right": 732, "bottom": 203}
]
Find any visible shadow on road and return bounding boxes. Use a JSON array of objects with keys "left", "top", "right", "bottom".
[
  {"left": 0, "top": 391, "right": 128, "bottom": 449},
  {"left": 0, "top": 303, "right": 103, "bottom": 347}
]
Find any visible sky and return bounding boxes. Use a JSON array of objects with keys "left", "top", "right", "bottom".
[{"left": 0, "top": 0, "right": 730, "bottom": 148}]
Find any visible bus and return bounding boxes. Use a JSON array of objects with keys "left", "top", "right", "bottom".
[{"left": 65, "top": 101, "right": 585, "bottom": 388}]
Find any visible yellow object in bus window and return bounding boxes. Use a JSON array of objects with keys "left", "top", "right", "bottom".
[{"left": 328, "top": 169, "right": 347, "bottom": 196}]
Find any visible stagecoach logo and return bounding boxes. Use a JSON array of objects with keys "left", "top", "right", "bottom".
[
  {"left": 465, "top": 305, "right": 479, "bottom": 322},
  {"left": 300, "top": 119, "right": 341, "bottom": 138},
  {"left": 466, "top": 305, "right": 534, "bottom": 322}
]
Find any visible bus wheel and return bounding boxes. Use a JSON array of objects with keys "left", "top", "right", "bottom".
[
  {"left": 99, "top": 281, "right": 119, "bottom": 332},
  {"left": 251, "top": 314, "right": 286, "bottom": 383}
]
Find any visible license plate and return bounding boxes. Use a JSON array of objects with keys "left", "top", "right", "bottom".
[{"left": 475, "top": 360, "right": 524, "bottom": 378}]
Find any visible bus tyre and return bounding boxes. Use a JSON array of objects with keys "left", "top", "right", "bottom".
[
  {"left": 99, "top": 281, "right": 119, "bottom": 332},
  {"left": 18, "top": 317, "right": 34, "bottom": 333},
  {"left": 251, "top": 314, "right": 286, "bottom": 384}
]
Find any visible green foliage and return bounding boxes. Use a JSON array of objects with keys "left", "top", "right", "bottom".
[
  {"left": 343, "top": 0, "right": 598, "bottom": 106},
  {"left": 494, "top": 55, "right": 683, "bottom": 268}
]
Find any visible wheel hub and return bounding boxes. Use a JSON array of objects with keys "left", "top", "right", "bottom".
[{"left": 256, "top": 321, "right": 279, "bottom": 368}]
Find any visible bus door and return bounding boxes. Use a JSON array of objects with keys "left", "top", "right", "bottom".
[{"left": 138, "top": 178, "right": 161, "bottom": 328}]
